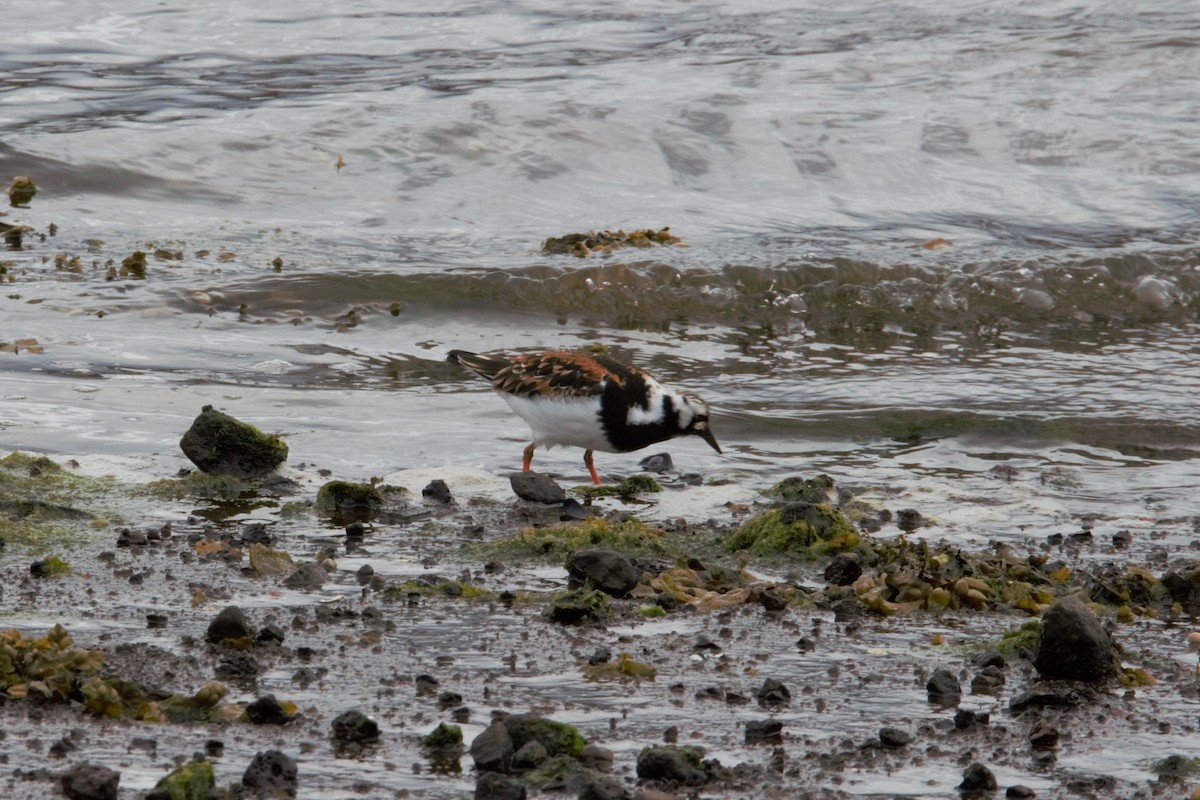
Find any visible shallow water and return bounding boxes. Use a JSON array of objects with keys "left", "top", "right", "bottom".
[{"left": 4, "top": 0, "right": 1200, "bottom": 796}]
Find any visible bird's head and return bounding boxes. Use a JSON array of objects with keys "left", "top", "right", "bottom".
[{"left": 681, "top": 395, "right": 721, "bottom": 454}]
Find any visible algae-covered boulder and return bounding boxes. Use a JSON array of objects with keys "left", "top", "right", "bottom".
[
  {"left": 8, "top": 176, "right": 36, "bottom": 207},
  {"left": 725, "top": 502, "right": 859, "bottom": 557},
  {"left": 315, "top": 480, "right": 385, "bottom": 523},
  {"left": 503, "top": 714, "right": 585, "bottom": 759},
  {"left": 145, "top": 760, "right": 214, "bottom": 800},
  {"left": 179, "top": 406, "right": 288, "bottom": 478}
]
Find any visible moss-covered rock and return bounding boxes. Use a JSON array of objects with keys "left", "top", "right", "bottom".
[
  {"left": 179, "top": 406, "right": 288, "bottom": 478},
  {"left": 424, "top": 722, "right": 464, "bottom": 749},
  {"left": 725, "top": 503, "right": 860, "bottom": 557},
  {"left": 547, "top": 588, "right": 612, "bottom": 625},
  {"left": 315, "top": 480, "right": 389, "bottom": 523},
  {"left": 503, "top": 714, "right": 586, "bottom": 758},
  {"left": 145, "top": 760, "right": 214, "bottom": 800}
]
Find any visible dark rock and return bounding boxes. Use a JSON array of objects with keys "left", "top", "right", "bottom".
[
  {"left": 959, "top": 762, "right": 998, "bottom": 792},
  {"left": 896, "top": 508, "right": 924, "bottom": 531},
  {"left": 635, "top": 747, "right": 707, "bottom": 786},
  {"left": 179, "top": 405, "right": 287, "bottom": 477},
  {"left": 1009, "top": 687, "right": 1094, "bottom": 712},
  {"left": 577, "top": 774, "right": 631, "bottom": 800},
  {"left": 974, "top": 650, "right": 1006, "bottom": 670},
  {"left": 344, "top": 521, "right": 366, "bottom": 539},
  {"left": 438, "top": 690, "right": 464, "bottom": 709},
  {"left": 356, "top": 564, "right": 374, "bottom": 584},
  {"left": 1112, "top": 529, "right": 1132, "bottom": 548},
  {"left": 824, "top": 552, "right": 862, "bottom": 586},
  {"left": 1028, "top": 719, "right": 1059, "bottom": 749},
  {"left": 756, "top": 678, "right": 791, "bottom": 707},
  {"left": 757, "top": 587, "right": 788, "bottom": 612},
  {"left": 206, "top": 605, "right": 253, "bottom": 644},
  {"left": 927, "top": 668, "right": 962, "bottom": 707},
  {"left": 566, "top": 548, "right": 641, "bottom": 597},
  {"left": 1006, "top": 786, "right": 1036, "bottom": 799},
  {"left": 470, "top": 721, "right": 514, "bottom": 772},
  {"left": 146, "top": 613, "right": 168, "bottom": 629},
  {"left": 215, "top": 651, "right": 259, "bottom": 682},
  {"left": 587, "top": 647, "right": 612, "bottom": 665},
  {"left": 795, "top": 637, "right": 815, "bottom": 652},
  {"left": 879, "top": 727, "right": 912, "bottom": 748},
  {"left": 256, "top": 623, "right": 286, "bottom": 645},
  {"left": 560, "top": 498, "right": 591, "bottom": 521},
  {"left": 1033, "top": 595, "right": 1117, "bottom": 682},
  {"left": 422, "top": 479, "right": 453, "bottom": 503},
  {"left": 578, "top": 744, "right": 614, "bottom": 772},
  {"left": 241, "top": 522, "right": 273, "bottom": 546},
  {"left": 331, "top": 709, "right": 380, "bottom": 744},
  {"left": 474, "top": 772, "right": 526, "bottom": 800},
  {"left": 971, "top": 665, "right": 1006, "bottom": 694},
  {"left": 61, "top": 763, "right": 119, "bottom": 800},
  {"left": 693, "top": 634, "right": 721, "bottom": 653},
  {"left": 954, "top": 709, "right": 989, "bottom": 729},
  {"left": 509, "top": 472, "right": 567, "bottom": 503},
  {"left": 283, "top": 562, "right": 328, "bottom": 591},
  {"left": 116, "top": 528, "right": 148, "bottom": 547},
  {"left": 245, "top": 694, "right": 293, "bottom": 725},
  {"left": 638, "top": 452, "right": 674, "bottom": 473},
  {"left": 241, "top": 750, "right": 298, "bottom": 796},
  {"left": 509, "top": 740, "right": 548, "bottom": 771},
  {"left": 745, "top": 720, "right": 784, "bottom": 744}
]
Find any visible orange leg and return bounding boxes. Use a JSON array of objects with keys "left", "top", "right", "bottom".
[
  {"left": 522, "top": 443, "right": 537, "bottom": 472},
  {"left": 583, "top": 449, "right": 601, "bottom": 485}
]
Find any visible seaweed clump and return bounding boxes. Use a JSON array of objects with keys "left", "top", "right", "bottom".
[{"left": 541, "top": 227, "right": 683, "bottom": 258}]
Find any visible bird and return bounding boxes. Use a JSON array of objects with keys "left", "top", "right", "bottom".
[{"left": 446, "top": 348, "right": 721, "bottom": 485}]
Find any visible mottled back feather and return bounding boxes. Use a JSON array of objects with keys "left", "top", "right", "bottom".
[{"left": 448, "top": 349, "right": 644, "bottom": 399}]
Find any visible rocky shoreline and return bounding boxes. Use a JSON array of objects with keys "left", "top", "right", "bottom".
[{"left": 1, "top": 408, "right": 1198, "bottom": 799}]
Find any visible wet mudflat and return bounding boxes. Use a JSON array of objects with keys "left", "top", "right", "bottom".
[{"left": 2, "top": 445, "right": 1198, "bottom": 800}]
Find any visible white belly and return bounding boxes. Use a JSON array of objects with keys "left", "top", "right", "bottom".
[{"left": 501, "top": 394, "right": 613, "bottom": 452}]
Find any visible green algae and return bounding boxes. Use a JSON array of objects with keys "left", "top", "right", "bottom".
[
  {"left": 423, "top": 722, "right": 464, "bottom": 749},
  {"left": 763, "top": 474, "right": 837, "bottom": 504},
  {"left": 547, "top": 588, "right": 612, "bottom": 625},
  {"left": 506, "top": 714, "right": 586, "bottom": 758},
  {"left": 576, "top": 474, "right": 662, "bottom": 501},
  {"left": 480, "top": 516, "right": 666, "bottom": 559},
  {"left": 997, "top": 620, "right": 1042, "bottom": 659},
  {"left": 142, "top": 472, "right": 253, "bottom": 501},
  {"left": 32, "top": 554, "right": 71, "bottom": 577},
  {"left": 146, "top": 760, "right": 214, "bottom": 800},
  {"left": 314, "top": 480, "right": 394, "bottom": 523},
  {"left": 382, "top": 578, "right": 494, "bottom": 601},
  {"left": 724, "top": 503, "right": 860, "bottom": 557},
  {"left": 0, "top": 451, "right": 115, "bottom": 549}
]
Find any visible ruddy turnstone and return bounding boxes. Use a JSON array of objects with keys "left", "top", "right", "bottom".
[{"left": 447, "top": 348, "right": 721, "bottom": 485}]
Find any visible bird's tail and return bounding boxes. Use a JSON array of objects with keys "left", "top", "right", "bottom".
[{"left": 446, "top": 350, "right": 511, "bottom": 381}]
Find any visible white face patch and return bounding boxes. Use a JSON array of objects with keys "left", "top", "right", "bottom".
[{"left": 626, "top": 382, "right": 695, "bottom": 430}]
